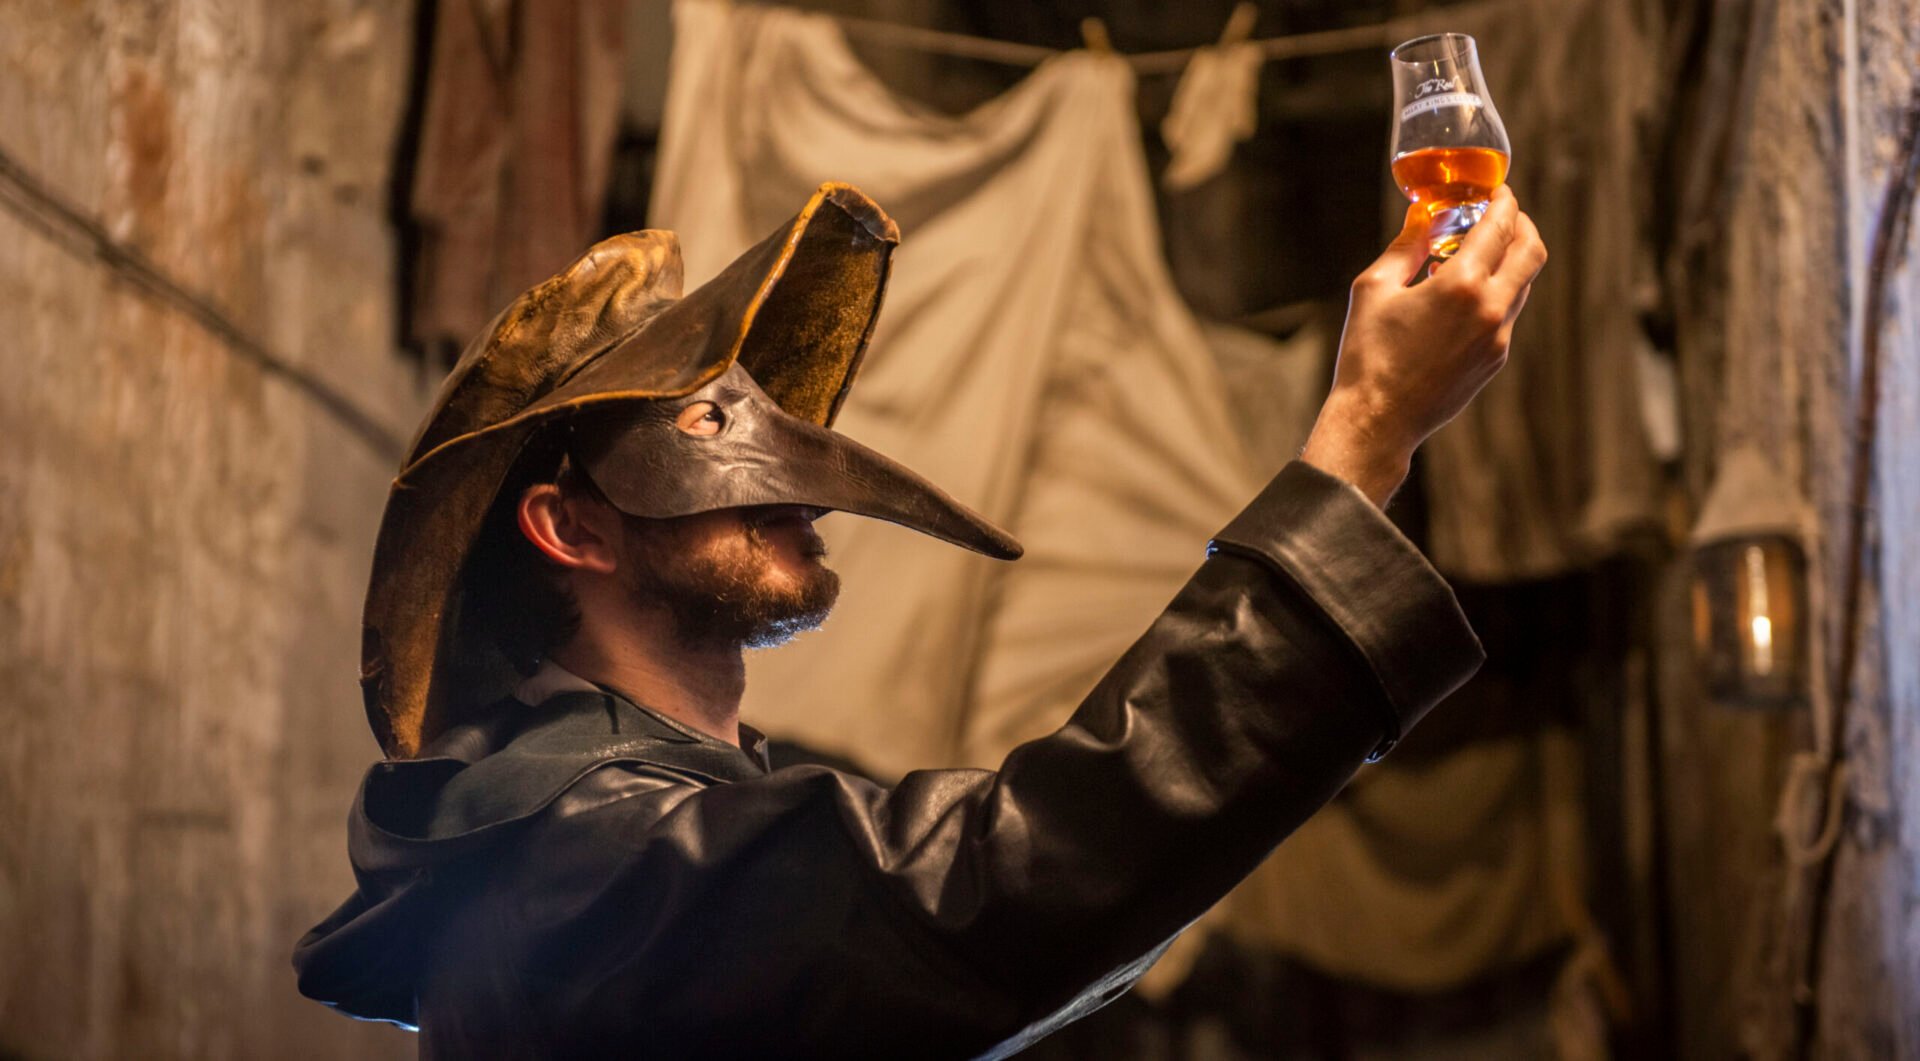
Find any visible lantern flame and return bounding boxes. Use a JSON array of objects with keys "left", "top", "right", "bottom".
[{"left": 1745, "top": 545, "right": 1774, "bottom": 676}]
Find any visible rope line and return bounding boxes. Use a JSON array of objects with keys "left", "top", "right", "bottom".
[{"left": 737, "top": 0, "right": 1515, "bottom": 74}]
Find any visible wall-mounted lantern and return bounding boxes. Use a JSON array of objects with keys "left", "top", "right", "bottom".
[{"left": 1688, "top": 448, "right": 1809, "bottom": 708}]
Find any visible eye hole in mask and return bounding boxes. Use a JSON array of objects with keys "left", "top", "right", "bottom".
[
  {"left": 564, "top": 362, "right": 1023, "bottom": 560},
  {"left": 675, "top": 401, "right": 727, "bottom": 437}
]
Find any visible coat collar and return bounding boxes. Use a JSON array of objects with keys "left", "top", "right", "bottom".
[
  {"left": 295, "top": 680, "right": 773, "bottom": 1029},
  {"left": 514, "top": 658, "right": 773, "bottom": 772},
  {"left": 349, "top": 677, "right": 771, "bottom": 872}
]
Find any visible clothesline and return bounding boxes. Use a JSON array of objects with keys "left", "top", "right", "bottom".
[{"left": 733, "top": 0, "right": 1511, "bottom": 76}]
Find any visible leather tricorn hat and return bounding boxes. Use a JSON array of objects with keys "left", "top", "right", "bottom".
[{"left": 362, "top": 183, "right": 1019, "bottom": 758}]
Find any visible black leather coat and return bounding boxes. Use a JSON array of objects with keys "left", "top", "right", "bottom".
[{"left": 293, "top": 462, "right": 1484, "bottom": 1059}]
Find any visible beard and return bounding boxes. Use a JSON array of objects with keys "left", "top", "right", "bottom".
[{"left": 621, "top": 511, "right": 841, "bottom": 650}]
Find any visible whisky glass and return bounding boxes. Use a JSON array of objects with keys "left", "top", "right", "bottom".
[{"left": 1389, "top": 33, "right": 1510, "bottom": 262}]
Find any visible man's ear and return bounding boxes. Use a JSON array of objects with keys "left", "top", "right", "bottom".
[{"left": 518, "top": 484, "right": 620, "bottom": 575}]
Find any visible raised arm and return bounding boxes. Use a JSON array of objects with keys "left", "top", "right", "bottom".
[{"left": 493, "top": 462, "right": 1480, "bottom": 1057}]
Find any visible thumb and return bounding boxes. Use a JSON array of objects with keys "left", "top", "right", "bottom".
[{"left": 1362, "top": 204, "right": 1430, "bottom": 285}]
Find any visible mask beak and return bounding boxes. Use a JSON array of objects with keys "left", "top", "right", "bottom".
[
  {"left": 570, "top": 365, "right": 1022, "bottom": 560},
  {"left": 735, "top": 414, "right": 1023, "bottom": 560}
]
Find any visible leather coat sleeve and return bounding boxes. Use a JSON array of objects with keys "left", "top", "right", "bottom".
[{"left": 425, "top": 462, "right": 1482, "bottom": 1059}]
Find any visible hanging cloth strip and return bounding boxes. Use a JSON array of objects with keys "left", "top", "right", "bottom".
[
  {"left": 1412, "top": 0, "right": 1667, "bottom": 581},
  {"left": 652, "top": 0, "right": 1261, "bottom": 778},
  {"left": 1161, "top": 4, "right": 1265, "bottom": 192},
  {"left": 406, "top": 0, "right": 627, "bottom": 358}
]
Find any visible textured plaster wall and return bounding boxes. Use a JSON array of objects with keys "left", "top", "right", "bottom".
[{"left": 0, "top": 2, "right": 421, "bottom": 1057}]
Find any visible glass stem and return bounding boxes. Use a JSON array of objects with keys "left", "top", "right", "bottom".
[{"left": 1426, "top": 199, "right": 1491, "bottom": 259}]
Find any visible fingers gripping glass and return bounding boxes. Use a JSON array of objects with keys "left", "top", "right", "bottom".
[{"left": 1389, "top": 34, "right": 1510, "bottom": 270}]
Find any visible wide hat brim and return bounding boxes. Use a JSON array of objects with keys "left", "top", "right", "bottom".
[{"left": 363, "top": 184, "right": 902, "bottom": 758}]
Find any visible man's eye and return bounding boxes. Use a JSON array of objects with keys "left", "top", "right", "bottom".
[{"left": 676, "top": 402, "right": 726, "bottom": 437}]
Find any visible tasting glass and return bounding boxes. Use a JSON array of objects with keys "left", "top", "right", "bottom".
[{"left": 1389, "top": 33, "right": 1511, "bottom": 263}]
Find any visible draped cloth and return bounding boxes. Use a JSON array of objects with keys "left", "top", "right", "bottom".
[
  {"left": 651, "top": 0, "right": 1261, "bottom": 779},
  {"left": 1198, "top": 317, "right": 1590, "bottom": 1003},
  {"left": 1211, "top": 0, "right": 1656, "bottom": 1019},
  {"left": 407, "top": 0, "right": 627, "bottom": 358},
  {"left": 1414, "top": 0, "right": 1667, "bottom": 581},
  {"left": 648, "top": 9, "right": 1618, "bottom": 1041}
]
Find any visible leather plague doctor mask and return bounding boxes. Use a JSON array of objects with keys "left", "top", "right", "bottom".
[
  {"left": 566, "top": 362, "right": 1019, "bottom": 557},
  {"left": 359, "top": 183, "right": 1020, "bottom": 759}
]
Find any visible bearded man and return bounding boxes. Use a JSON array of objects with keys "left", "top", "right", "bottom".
[{"left": 295, "top": 183, "right": 1546, "bottom": 1058}]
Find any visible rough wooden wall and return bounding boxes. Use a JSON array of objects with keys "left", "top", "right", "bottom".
[
  {"left": 1661, "top": 0, "right": 1920, "bottom": 1056},
  {"left": 1817, "top": 0, "right": 1920, "bottom": 1052},
  {"left": 0, "top": 1, "right": 421, "bottom": 1057}
]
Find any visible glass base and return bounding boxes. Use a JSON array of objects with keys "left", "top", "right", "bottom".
[{"left": 1426, "top": 199, "right": 1491, "bottom": 259}]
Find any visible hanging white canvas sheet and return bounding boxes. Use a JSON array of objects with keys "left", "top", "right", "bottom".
[{"left": 653, "top": 0, "right": 1261, "bottom": 776}]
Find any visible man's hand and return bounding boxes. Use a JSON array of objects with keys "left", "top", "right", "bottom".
[{"left": 1300, "top": 185, "right": 1547, "bottom": 507}]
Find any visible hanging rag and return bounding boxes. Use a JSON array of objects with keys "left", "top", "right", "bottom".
[
  {"left": 651, "top": 0, "right": 1261, "bottom": 778},
  {"left": 1161, "top": 41, "right": 1266, "bottom": 191},
  {"left": 406, "top": 0, "right": 627, "bottom": 357}
]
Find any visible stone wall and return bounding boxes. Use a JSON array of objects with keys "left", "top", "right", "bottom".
[{"left": 0, "top": 1, "right": 421, "bottom": 1057}]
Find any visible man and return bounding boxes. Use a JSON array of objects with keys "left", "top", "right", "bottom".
[{"left": 295, "top": 182, "right": 1545, "bottom": 1058}]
